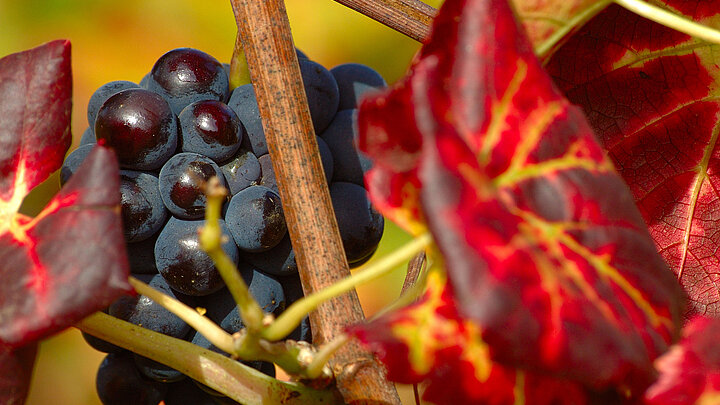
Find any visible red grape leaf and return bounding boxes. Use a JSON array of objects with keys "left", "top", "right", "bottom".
[
  {"left": 0, "top": 344, "right": 37, "bottom": 405},
  {"left": 545, "top": 1, "right": 720, "bottom": 317},
  {"left": 352, "top": 272, "right": 589, "bottom": 405},
  {"left": 644, "top": 316, "right": 720, "bottom": 405},
  {"left": 0, "top": 40, "right": 72, "bottom": 204},
  {"left": 510, "top": 0, "right": 610, "bottom": 58},
  {"left": 0, "top": 145, "right": 133, "bottom": 347},
  {"left": 357, "top": 0, "right": 684, "bottom": 392}
]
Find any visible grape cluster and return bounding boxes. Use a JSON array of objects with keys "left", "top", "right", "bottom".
[{"left": 65, "top": 47, "right": 386, "bottom": 404}]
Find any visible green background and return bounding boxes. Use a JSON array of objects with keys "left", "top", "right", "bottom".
[{"left": 0, "top": 0, "right": 442, "bottom": 403}]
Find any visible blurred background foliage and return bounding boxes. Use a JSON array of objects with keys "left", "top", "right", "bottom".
[{"left": 0, "top": 0, "right": 442, "bottom": 403}]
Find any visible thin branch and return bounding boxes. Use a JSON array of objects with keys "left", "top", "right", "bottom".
[
  {"left": 230, "top": 0, "right": 402, "bottom": 403},
  {"left": 333, "top": 0, "right": 436, "bottom": 42},
  {"left": 76, "top": 313, "right": 341, "bottom": 405},
  {"left": 263, "top": 232, "right": 432, "bottom": 342},
  {"left": 614, "top": 0, "right": 720, "bottom": 44},
  {"left": 128, "top": 276, "right": 234, "bottom": 353},
  {"left": 200, "top": 177, "right": 265, "bottom": 334}
]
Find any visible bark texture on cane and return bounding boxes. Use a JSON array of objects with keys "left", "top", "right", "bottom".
[
  {"left": 333, "top": 0, "right": 436, "bottom": 42},
  {"left": 230, "top": 1, "right": 401, "bottom": 404}
]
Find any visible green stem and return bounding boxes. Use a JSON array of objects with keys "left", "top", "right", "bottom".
[
  {"left": 370, "top": 256, "right": 431, "bottom": 321},
  {"left": 229, "top": 31, "right": 251, "bottom": 90},
  {"left": 200, "top": 177, "right": 265, "bottom": 334},
  {"left": 76, "top": 313, "right": 342, "bottom": 405},
  {"left": 263, "top": 232, "right": 433, "bottom": 342},
  {"left": 614, "top": 0, "right": 720, "bottom": 44},
  {"left": 128, "top": 276, "right": 234, "bottom": 353},
  {"left": 305, "top": 334, "right": 349, "bottom": 379}
]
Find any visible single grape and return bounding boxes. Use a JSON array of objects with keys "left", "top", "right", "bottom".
[
  {"left": 119, "top": 170, "right": 168, "bottom": 243},
  {"left": 126, "top": 231, "right": 162, "bottom": 274},
  {"left": 147, "top": 48, "right": 229, "bottom": 115},
  {"left": 60, "top": 144, "right": 94, "bottom": 186},
  {"left": 257, "top": 154, "right": 278, "bottom": 194},
  {"left": 179, "top": 100, "right": 244, "bottom": 163},
  {"left": 240, "top": 233, "right": 297, "bottom": 277},
  {"left": 224, "top": 185, "right": 286, "bottom": 252},
  {"left": 226, "top": 84, "right": 267, "bottom": 156},
  {"left": 158, "top": 152, "right": 226, "bottom": 219},
  {"left": 295, "top": 48, "right": 308, "bottom": 60},
  {"left": 280, "top": 273, "right": 312, "bottom": 342},
  {"left": 330, "top": 182, "right": 384, "bottom": 265},
  {"left": 133, "top": 354, "right": 185, "bottom": 383},
  {"left": 330, "top": 63, "right": 386, "bottom": 110},
  {"left": 154, "top": 217, "right": 238, "bottom": 296},
  {"left": 109, "top": 274, "right": 191, "bottom": 338},
  {"left": 79, "top": 126, "right": 96, "bottom": 145},
  {"left": 95, "top": 88, "right": 178, "bottom": 170},
  {"left": 82, "top": 330, "right": 125, "bottom": 354},
  {"left": 319, "top": 109, "right": 372, "bottom": 187},
  {"left": 299, "top": 58, "right": 339, "bottom": 133},
  {"left": 96, "top": 352, "right": 167, "bottom": 405},
  {"left": 163, "top": 379, "right": 221, "bottom": 405},
  {"left": 220, "top": 147, "right": 261, "bottom": 195},
  {"left": 87, "top": 80, "right": 140, "bottom": 127}
]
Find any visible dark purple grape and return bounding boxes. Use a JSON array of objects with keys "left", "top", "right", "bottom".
[
  {"left": 109, "top": 274, "right": 191, "bottom": 338},
  {"left": 95, "top": 88, "right": 178, "bottom": 170},
  {"left": 163, "top": 380, "right": 219, "bottom": 405},
  {"left": 126, "top": 231, "right": 162, "bottom": 274},
  {"left": 220, "top": 147, "right": 261, "bottom": 195},
  {"left": 139, "top": 72, "right": 151, "bottom": 89},
  {"left": 82, "top": 331, "right": 125, "bottom": 354},
  {"left": 319, "top": 109, "right": 372, "bottom": 187},
  {"left": 96, "top": 353, "right": 167, "bottom": 405},
  {"left": 299, "top": 58, "right": 339, "bottom": 133},
  {"left": 133, "top": 354, "right": 185, "bottom": 383},
  {"left": 295, "top": 48, "right": 308, "bottom": 60},
  {"left": 179, "top": 100, "right": 244, "bottom": 163},
  {"left": 330, "top": 63, "right": 386, "bottom": 110},
  {"left": 330, "top": 182, "right": 384, "bottom": 265},
  {"left": 158, "top": 152, "right": 226, "bottom": 219},
  {"left": 119, "top": 170, "right": 168, "bottom": 243},
  {"left": 227, "top": 84, "right": 267, "bottom": 156},
  {"left": 280, "top": 273, "right": 312, "bottom": 342},
  {"left": 87, "top": 80, "right": 140, "bottom": 127},
  {"left": 224, "top": 185, "right": 286, "bottom": 252},
  {"left": 240, "top": 234, "right": 297, "bottom": 277},
  {"left": 147, "top": 48, "right": 229, "bottom": 115},
  {"left": 154, "top": 217, "right": 238, "bottom": 296},
  {"left": 79, "top": 126, "right": 96, "bottom": 145},
  {"left": 60, "top": 144, "right": 94, "bottom": 185},
  {"left": 257, "top": 154, "right": 277, "bottom": 194}
]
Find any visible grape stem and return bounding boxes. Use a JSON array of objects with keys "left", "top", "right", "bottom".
[
  {"left": 614, "top": 0, "right": 720, "bottom": 45},
  {"left": 127, "top": 275, "right": 235, "bottom": 353},
  {"left": 76, "top": 312, "right": 342, "bottom": 405},
  {"left": 200, "top": 176, "right": 265, "bottom": 335},
  {"left": 262, "top": 232, "right": 433, "bottom": 342},
  {"left": 128, "top": 274, "right": 334, "bottom": 380}
]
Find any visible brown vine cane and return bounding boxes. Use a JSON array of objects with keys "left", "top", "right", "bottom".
[{"left": 230, "top": 0, "right": 402, "bottom": 403}]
